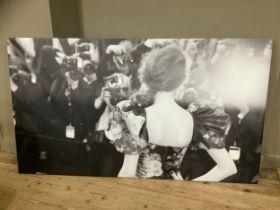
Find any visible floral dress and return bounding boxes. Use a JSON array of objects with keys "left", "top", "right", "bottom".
[{"left": 113, "top": 100, "right": 231, "bottom": 179}]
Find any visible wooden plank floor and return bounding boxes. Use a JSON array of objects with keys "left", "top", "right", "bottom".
[{"left": 0, "top": 152, "right": 279, "bottom": 210}]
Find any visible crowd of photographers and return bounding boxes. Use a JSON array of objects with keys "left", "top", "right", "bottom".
[{"left": 8, "top": 38, "right": 271, "bottom": 182}]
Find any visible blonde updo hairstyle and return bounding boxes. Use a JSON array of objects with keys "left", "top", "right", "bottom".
[{"left": 138, "top": 45, "right": 187, "bottom": 95}]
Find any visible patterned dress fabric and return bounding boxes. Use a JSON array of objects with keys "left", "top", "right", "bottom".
[{"left": 113, "top": 100, "right": 231, "bottom": 179}]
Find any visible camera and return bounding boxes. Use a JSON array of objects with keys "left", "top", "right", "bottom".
[
  {"left": 82, "top": 60, "right": 97, "bottom": 75},
  {"left": 11, "top": 71, "right": 32, "bottom": 86},
  {"left": 114, "top": 54, "right": 133, "bottom": 66},
  {"left": 9, "top": 64, "right": 32, "bottom": 85},
  {"left": 76, "top": 43, "right": 91, "bottom": 53},
  {"left": 62, "top": 57, "right": 78, "bottom": 72},
  {"left": 103, "top": 73, "right": 131, "bottom": 105}
]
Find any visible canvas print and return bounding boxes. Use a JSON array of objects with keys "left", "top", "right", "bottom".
[{"left": 7, "top": 38, "right": 272, "bottom": 183}]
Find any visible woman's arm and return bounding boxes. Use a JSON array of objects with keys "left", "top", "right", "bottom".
[
  {"left": 193, "top": 148, "right": 237, "bottom": 182},
  {"left": 118, "top": 154, "right": 140, "bottom": 178}
]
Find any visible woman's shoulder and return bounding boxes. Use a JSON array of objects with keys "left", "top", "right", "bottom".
[
  {"left": 145, "top": 103, "right": 194, "bottom": 126},
  {"left": 180, "top": 106, "right": 193, "bottom": 121},
  {"left": 178, "top": 107, "right": 194, "bottom": 145},
  {"left": 187, "top": 101, "right": 230, "bottom": 150},
  {"left": 175, "top": 105, "right": 194, "bottom": 127}
]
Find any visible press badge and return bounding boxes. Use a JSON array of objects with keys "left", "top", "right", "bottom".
[
  {"left": 229, "top": 146, "right": 241, "bottom": 161},
  {"left": 66, "top": 124, "right": 75, "bottom": 139}
]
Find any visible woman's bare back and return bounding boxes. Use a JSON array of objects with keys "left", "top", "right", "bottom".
[{"left": 145, "top": 103, "right": 193, "bottom": 147}]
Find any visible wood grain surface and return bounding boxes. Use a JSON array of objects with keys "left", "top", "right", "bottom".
[{"left": 0, "top": 152, "right": 279, "bottom": 210}]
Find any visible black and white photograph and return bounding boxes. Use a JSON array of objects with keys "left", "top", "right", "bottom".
[{"left": 7, "top": 38, "right": 272, "bottom": 183}]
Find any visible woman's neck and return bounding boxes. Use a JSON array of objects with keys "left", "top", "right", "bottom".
[{"left": 154, "top": 91, "right": 175, "bottom": 106}]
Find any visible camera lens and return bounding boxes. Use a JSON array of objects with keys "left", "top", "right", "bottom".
[{"left": 83, "top": 63, "right": 95, "bottom": 75}]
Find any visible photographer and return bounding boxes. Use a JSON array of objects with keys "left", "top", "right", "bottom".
[
  {"left": 35, "top": 38, "right": 82, "bottom": 96},
  {"left": 8, "top": 41, "right": 62, "bottom": 135},
  {"left": 84, "top": 73, "right": 132, "bottom": 176},
  {"left": 49, "top": 53, "right": 103, "bottom": 140},
  {"left": 100, "top": 39, "right": 177, "bottom": 89}
]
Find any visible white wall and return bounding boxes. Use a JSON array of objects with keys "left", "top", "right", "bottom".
[{"left": 0, "top": 0, "right": 53, "bottom": 153}]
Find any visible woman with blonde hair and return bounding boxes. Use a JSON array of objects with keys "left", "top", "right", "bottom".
[{"left": 112, "top": 46, "right": 237, "bottom": 181}]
